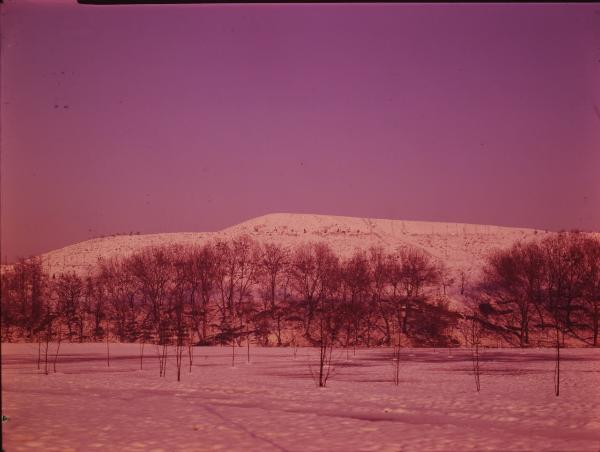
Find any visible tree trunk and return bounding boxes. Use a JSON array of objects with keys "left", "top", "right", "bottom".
[
  {"left": 53, "top": 333, "right": 62, "bottom": 373},
  {"left": 37, "top": 336, "right": 41, "bottom": 370},
  {"left": 231, "top": 335, "right": 235, "bottom": 368},
  {"left": 593, "top": 302, "right": 599, "bottom": 347},
  {"left": 246, "top": 322, "right": 250, "bottom": 364},
  {"left": 554, "top": 326, "right": 560, "bottom": 397},
  {"left": 106, "top": 320, "right": 110, "bottom": 368},
  {"left": 139, "top": 340, "right": 145, "bottom": 370}
]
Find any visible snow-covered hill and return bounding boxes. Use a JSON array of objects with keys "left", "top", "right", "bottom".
[{"left": 32, "top": 213, "right": 549, "bottom": 288}]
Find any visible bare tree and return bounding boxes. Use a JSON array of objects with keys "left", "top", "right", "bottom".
[
  {"left": 469, "top": 315, "right": 483, "bottom": 393},
  {"left": 213, "top": 236, "right": 260, "bottom": 366},
  {"left": 398, "top": 248, "right": 439, "bottom": 336},
  {"left": 458, "top": 312, "right": 483, "bottom": 392},
  {"left": 474, "top": 232, "right": 599, "bottom": 394},
  {"left": 213, "top": 239, "right": 241, "bottom": 365},
  {"left": 172, "top": 249, "right": 192, "bottom": 381},
  {"left": 368, "top": 246, "right": 392, "bottom": 346},
  {"left": 391, "top": 321, "right": 402, "bottom": 386},
  {"left": 541, "top": 233, "right": 583, "bottom": 396},
  {"left": 38, "top": 295, "right": 57, "bottom": 375},
  {"left": 99, "top": 259, "right": 141, "bottom": 343},
  {"left": 580, "top": 237, "right": 600, "bottom": 346},
  {"left": 54, "top": 272, "right": 84, "bottom": 342},
  {"left": 186, "top": 243, "right": 218, "bottom": 344},
  {"left": 477, "top": 241, "right": 547, "bottom": 347},
  {"left": 341, "top": 250, "right": 371, "bottom": 354},
  {"left": 1, "top": 257, "right": 47, "bottom": 340},
  {"left": 84, "top": 275, "right": 107, "bottom": 342},
  {"left": 437, "top": 262, "right": 455, "bottom": 297},
  {"left": 125, "top": 247, "right": 175, "bottom": 377},
  {"left": 257, "top": 243, "right": 290, "bottom": 346},
  {"left": 305, "top": 244, "right": 342, "bottom": 387},
  {"left": 290, "top": 242, "right": 340, "bottom": 344}
]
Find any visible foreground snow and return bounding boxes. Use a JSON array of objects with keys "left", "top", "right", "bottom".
[{"left": 2, "top": 344, "right": 599, "bottom": 451}]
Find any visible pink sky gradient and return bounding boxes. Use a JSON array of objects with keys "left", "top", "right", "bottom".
[{"left": 1, "top": 2, "right": 599, "bottom": 262}]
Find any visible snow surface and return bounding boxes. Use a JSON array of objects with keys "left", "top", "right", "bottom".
[
  {"left": 2, "top": 343, "right": 600, "bottom": 451},
  {"left": 31, "top": 213, "right": 554, "bottom": 288}
]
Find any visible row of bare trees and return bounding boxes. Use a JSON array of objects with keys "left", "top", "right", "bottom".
[
  {"left": 1, "top": 237, "right": 456, "bottom": 351},
  {"left": 2, "top": 232, "right": 599, "bottom": 363}
]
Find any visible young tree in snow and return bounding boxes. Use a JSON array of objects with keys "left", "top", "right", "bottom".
[
  {"left": 171, "top": 250, "right": 192, "bottom": 381},
  {"left": 458, "top": 310, "right": 484, "bottom": 393},
  {"left": 304, "top": 244, "right": 342, "bottom": 387},
  {"left": 37, "top": 289, "right": 58, "bottom": 375},
  {"left": 541, "top": 233, "right": 585, "bottom": 396}
]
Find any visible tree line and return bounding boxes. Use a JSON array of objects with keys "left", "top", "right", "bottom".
[{"left": 2, "top": 232, "right": 599, "bottom": 353}]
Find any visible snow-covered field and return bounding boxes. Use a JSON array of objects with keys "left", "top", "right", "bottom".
[{"left": 2, "top": 343, "right": 600, "bottom": 451}]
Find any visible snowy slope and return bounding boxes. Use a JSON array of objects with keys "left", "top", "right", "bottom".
[
  {"left": 34, "top": 213, "right": 548, "bottom": 288},
  {"left": 38, "top": 232, "right": 211, "bottom": 277},
  {"left": 220, "top": 212, "right": 544, "bottom": 273}
]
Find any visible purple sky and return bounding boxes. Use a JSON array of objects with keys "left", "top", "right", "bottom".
[{"left": 1, "top": 2, "right": 599, "bottom": 262}]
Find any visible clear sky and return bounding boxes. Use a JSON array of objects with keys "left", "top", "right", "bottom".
[{"left": 1, "top": 1, "right": 599, "bottom": 262}]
